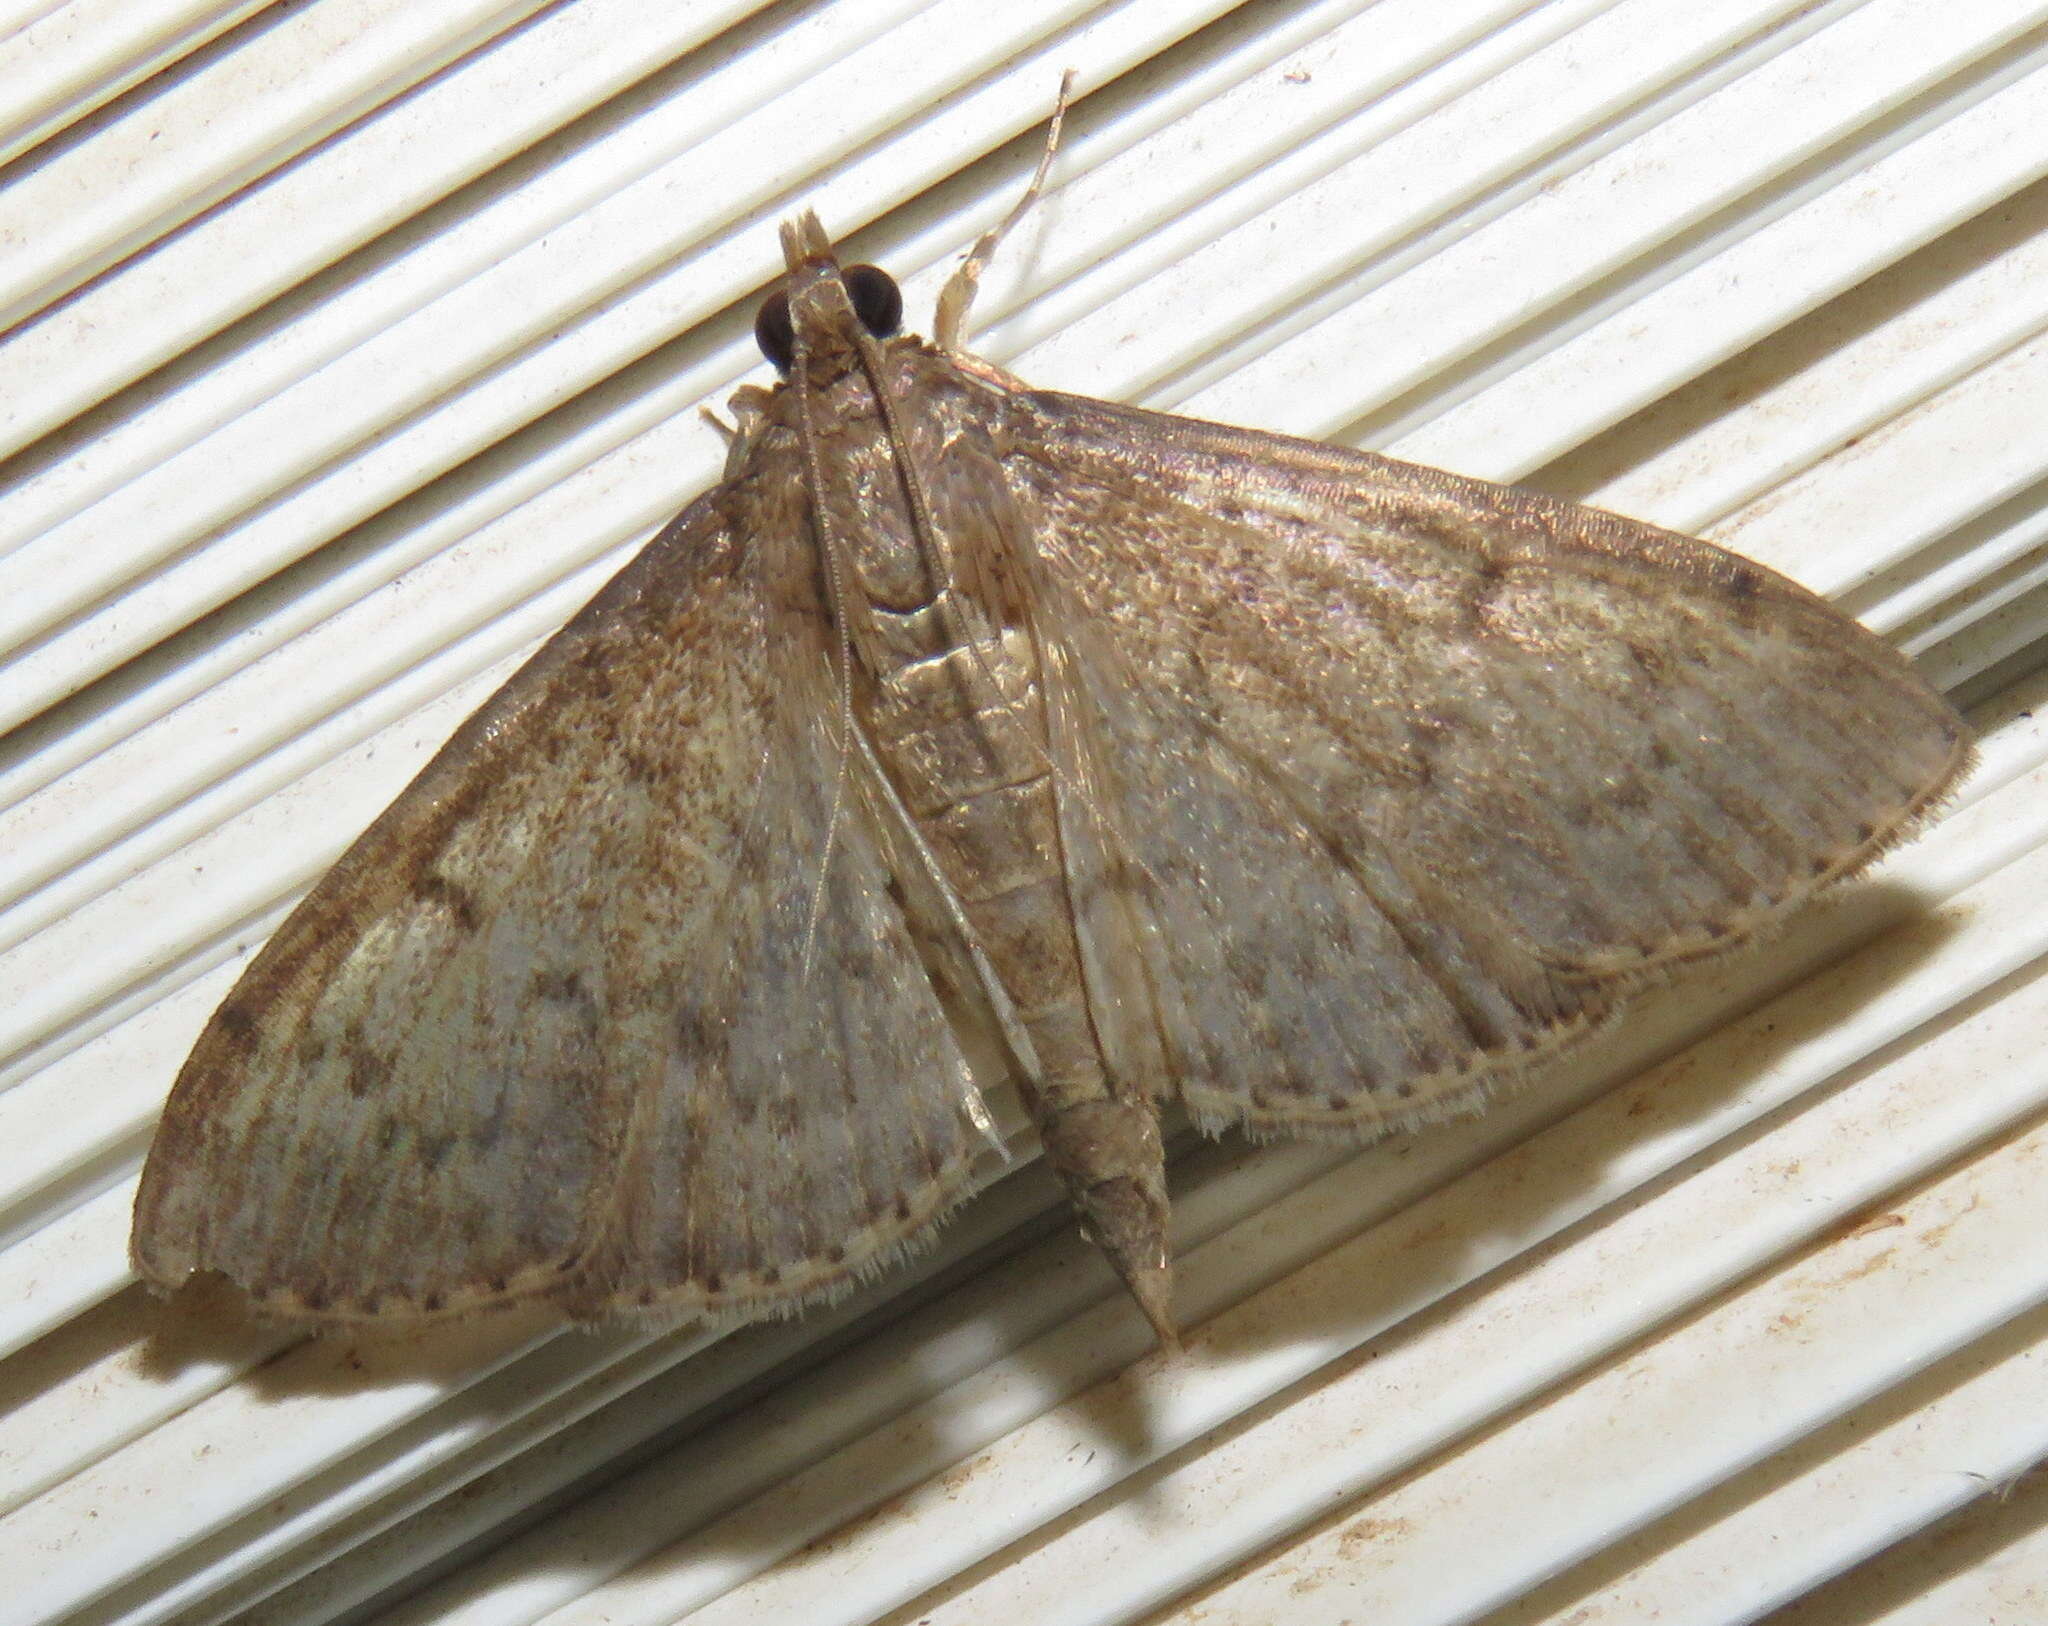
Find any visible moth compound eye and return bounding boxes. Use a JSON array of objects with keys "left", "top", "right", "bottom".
[
  {"left": 754, "top": 291, "right": 795, "bottom": 371},
  {"left": 842, "top": 265, "right": 903, "bottom": 337}
]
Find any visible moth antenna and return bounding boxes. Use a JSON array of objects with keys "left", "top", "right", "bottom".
[
  {"left": 798, "top": 680, "right": 855, "bottom": 988},
  {"left": 935, "top": 70, "right": 1075, "bottom": 354},
  {"left": 796, "top": 564, "right": 858, "bottom": 985},
  {"left": 785, "top": 284, "right": 861, "bottom": 988}
]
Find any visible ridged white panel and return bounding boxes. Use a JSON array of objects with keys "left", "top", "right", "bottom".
[{"left": 1, "top": 3, "right": 2044, "bottom": 1624}]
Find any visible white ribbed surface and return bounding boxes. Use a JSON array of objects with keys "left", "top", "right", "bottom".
[{"left": 2, "top": 3, "right": 2046, "bottom": 1624}]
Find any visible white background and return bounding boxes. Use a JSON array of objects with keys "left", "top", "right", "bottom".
[{"left": 2, "top": 2, "right": 2047, "bottom": 1623}]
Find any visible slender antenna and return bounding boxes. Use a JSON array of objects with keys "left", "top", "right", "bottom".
[
  {"left": 935, "top": 70, "right": 1076, "bottom": 354},
  {"left": 779, "top": 218, "right": 862, "bottom": 985}
]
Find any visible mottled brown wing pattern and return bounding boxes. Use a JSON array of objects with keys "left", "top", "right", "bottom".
[
  {"left": 1015, "top": 392, "right": 1970, "bottom": 1140},
  {"left": 1039, "top": 604, "right": 1616, "bottom": 1141},
  {"left": 132, "top": 497, "right": 986, "bottom": 1323}
]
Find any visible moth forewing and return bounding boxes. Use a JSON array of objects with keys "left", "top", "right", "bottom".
[
  {"left": 1015, "top": 383, "right": 1971, "bottom": 974},
  {"left": 134, "top": 155, "right": 1970, "bottom": 1351},
  {"left": 133, "top": 317, "right": 998, "bottom": 1328}
]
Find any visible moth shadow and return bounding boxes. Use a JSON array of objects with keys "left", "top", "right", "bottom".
[
  {"left": 119, "top": 1274, "right": 300, "bottom": 1379},
  {"left": 132, "top": 1272, "right": 567, "bottom": 1397},
  {"left": 1186, "top": 873, "right": 1966, "bottom": 1359},
  {"left": 851, "top": 888, "right": 1969, "bottom": 1550}
]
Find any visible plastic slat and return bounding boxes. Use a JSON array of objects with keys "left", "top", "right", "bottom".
[{"left": 2, "top": 4, "right": 2045, "bottom": 1624}]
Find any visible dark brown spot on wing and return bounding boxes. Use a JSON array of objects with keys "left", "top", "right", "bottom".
[
  {"left": 673, "top": 1000, "right": 730, "bottom": 1065},
  {"left": 211, "top": 1000, "right": 259, "bottom": 1054},
  {"left": 415, "top": 871, "right": 480, "bottom": 932},
  {"left": 1625, "top": 640, "right": 1668, "bottom": 677},
  {"left": 618, "top": 745, "right": 664, "bottom": 788},
  {"left": 733, "top": 830, "right": 774, "bottom": 884}
]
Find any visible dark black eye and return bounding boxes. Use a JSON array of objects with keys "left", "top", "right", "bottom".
[
  {"left": 841, "top": 264, "right": 902, "bottom": 336},
  {"left": 754, "top": 291, "right": 794, "bottom": 371},
  {"left": 753, "top": 266, "right": 902, "bottom": 373}
]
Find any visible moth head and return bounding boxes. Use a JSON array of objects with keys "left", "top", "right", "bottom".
[
  {"left": 754, "top": 261, "right": 903, "bottom": 374},
  {"left": 759, "top": 212, "right": 904, "bottom": 378}
]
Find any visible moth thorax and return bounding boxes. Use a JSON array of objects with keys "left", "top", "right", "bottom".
[{"left": 840, "top": 519, "right": 946, "bottom": 614}]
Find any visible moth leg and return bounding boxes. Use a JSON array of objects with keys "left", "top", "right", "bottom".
[{"left": 934, "top": 71, "right": 1076, "bottom": 354}]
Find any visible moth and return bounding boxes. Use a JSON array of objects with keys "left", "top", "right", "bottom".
[{"left": 132, "top": 101, "right": 1971, "bottom": 1351}]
